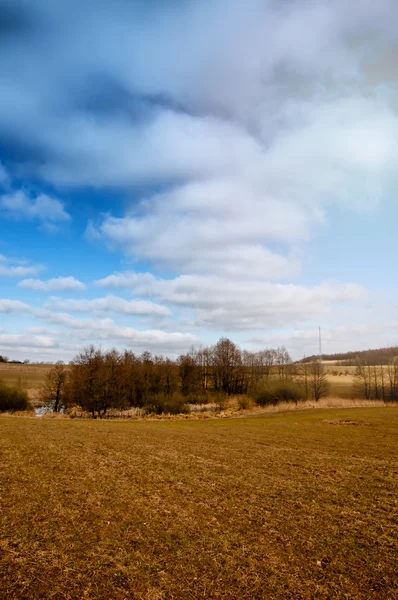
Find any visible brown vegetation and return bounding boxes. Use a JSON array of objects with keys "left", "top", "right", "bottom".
[
  {"left": 0, "top": 362, "right": 52, "bottom": 399},
  {"left": 301, "top": 345, "right": 398, "bottom": 366},
  {"left": 354, "top": 360, "right": 398, "bottom": 401},
  {"left": 0, "top": 407, "right": 397, "bottom": 599},
  {"left": 3, "top": 341, "right": 397, "bottom": 418},
  {"left": 0, "top": 380, "right": 32, "bottom": 413},
  {"left": 35, "top": 340, "right": 333, "bottom": 418}
]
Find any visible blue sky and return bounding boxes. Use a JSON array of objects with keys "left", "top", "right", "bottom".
[{"left": 1, "top": 0, "right": 397, "bottom": 362}]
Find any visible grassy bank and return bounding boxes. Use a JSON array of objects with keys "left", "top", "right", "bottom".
[{"left": 1, "top": 407, "right": 397, "bottom": 599}]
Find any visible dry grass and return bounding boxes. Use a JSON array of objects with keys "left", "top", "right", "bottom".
[
  {"left": 234, "top": 397, "right": 397, "bottom": 419},
  {"left": 324, "top": 363, "right": 397, "bottom": 400},
  {"left": 0, "top": 363, "right": 53, "bottom": 402},
  {"left": 328, "top": 381, "right": 355, "bottom": 399},
  {"left": 1, "top": 407, "right": 397, "bottom": 599}
]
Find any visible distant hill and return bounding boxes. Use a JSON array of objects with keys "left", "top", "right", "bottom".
[{"left": 300, "top": 346, "right": 398, "bottom": 366}]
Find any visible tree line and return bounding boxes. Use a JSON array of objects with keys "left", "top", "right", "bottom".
[
  {"left": 39, "top": 338, "right": 329, "bottom": 417},
  {"left": 301, "top": 346, "right": 398, "bottom": 366},
  {"left": 354, "top": 359, "right": 398, "bottom": 401}
]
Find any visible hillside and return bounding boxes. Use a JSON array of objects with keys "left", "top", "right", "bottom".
[{"left": 300, "top": 346, "right": 398, "bottom": 365}]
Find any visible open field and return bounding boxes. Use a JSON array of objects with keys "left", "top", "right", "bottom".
[
  {"left": 0, "top": 363, "right": 52, "bottom": 399},
  {"left": 1, "top": 408, "right": 397, "bottom": 599},
  {"left": 324, "top": 363, "right": 398, "bottom": 399},
  {"left": 327, "top": 376, "right": 355, "bottom": 399},
  {"left": 322, "top": 362, "right": 355, "bottom": 399}
]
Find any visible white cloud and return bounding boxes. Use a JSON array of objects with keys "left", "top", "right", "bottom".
[
  {"left": 0, "top": 333, "right": 58, "bottom": 349},
  {"left": 18, "top": 276, "right": 86, "bottom": 292},
  {"left": 0, "top": 299, "right": 32, "bottom": 314},
  {"left": 0, "top": 255, "right": 45, "bottom": 278},
  {"left": 1, "top": 0, "right": 397, "bottom": 358},
  {"left": 0, "top": 292, "right": 193, "bottom": 355},
  {"left": 34, "top": 309, "right": 198, "bottom": 354},
  {"left": 0, "top": 264, "right": 44, "bottom": 277},
  {"left": 0, "top": 299, "right": 196, "bottom": 358},
  {"left": 1, "top": 0, "right": 397, "bottom": 189},
  {"left": 96, "top": 271, "right": 368, "bottom": 331},
  {"left": 45, "top": 295, "right": 171, "bottom": 317},
  {"left": 39, "top": 111, "right": 266, "bottom": 187},
  {"left": 27, "top": 326, "right": 59, "bottom": 336},
  {"left": 88, "top": 95, "right": 398, "bottom": 280},
  {"left": 94, "top": 272, "right": 156, "bottom": 289},
  {"left": 0, "top": 190, "right": 70, "bottom": 226},
  {"left": 0, "top": 329, "right": 85, "bottom": 361}
]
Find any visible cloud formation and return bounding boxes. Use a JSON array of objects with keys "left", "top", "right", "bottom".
[
  {"left": 1, "top": 0, "right": 396, "bottom": 188},
  {"left": 34, "top": 310, "right": 198, "bottom": 354},
  {"left": 0, "top": 191, "right": 70, "bottom": 229},
  {"left": 97, "top": 271, "right": 368, "bottom": 331},
  {"left": 18, "top": 277, "right": 85, "bottom": 292},
  {"left": 46, "top": 295, "right": 171, "bottom": 317},
  {"left": 0, "top": 296, "right": 197, "bottom": 359},
  {"left": 89, "top": 96, "right": 398, "bottom": 279},
  {"left": 0, "top": 254, "right": 44, "bottom": 278},
  {"left": 1, "top": 0, "right": 397, "bottom": 358},
  {"left": 0, "top": 333, "right": 58, "bottom": 349},
  {"left": 0, "top": 299, "right": 32, "bottom": 313}
]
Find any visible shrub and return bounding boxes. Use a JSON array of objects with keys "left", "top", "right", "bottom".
[
  {"left": 184, "top": 392, "right": 210, "bottom": 405},
  {"left": 143, "top": 392, "right": 190, "bottom": 415},
  {"left": 213, "top": 393, "right": 228, "bottom": 412},
  {"left": 183, "top": 390, "right": 222, "bottom": 405},
  {"left": 252, "top": 380, "right": 303, "bottom": 407},
  {"left": 237, "top": 395, "right": 252, "bottom": 411},
  {"left": 0, "top": 381, "right": 32, "bottom": 412},
  {"left": 254, "top": 387, "right": 279, "bottom": 406}
]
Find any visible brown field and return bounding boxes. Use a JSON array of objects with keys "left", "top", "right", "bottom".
[
  {"left": 327, "top": 376, "right": 356, "bottom": 399},
  {"left": 0, "top": 362, "right": 52, "bottom": 386},
  {"left": 323, "top": 363, "right": 396, "bottom": 399},
  {"left": 0, "top": 363, "right": 54, "bottom": 401},
  {"left": 323, "top": 362, "right": 356, "bottom": 399},
  {"left": 1, "top": 407, "right": 397, "bottom": 599}
]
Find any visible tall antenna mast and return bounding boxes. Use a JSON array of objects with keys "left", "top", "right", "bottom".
[{"left": 318, "top": 326, "right": 322, "bottom": 362}]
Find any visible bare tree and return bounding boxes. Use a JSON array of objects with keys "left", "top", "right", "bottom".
[
  {"left": 256, "top": 349, "right": 276, "bottom": 381},
  {"left": 242, "top": 350, "right": 257, "bottom": 392},
  {"left": 309, "top": 359, "right": 329, "bottom": 402},
  {"left": 196, "top": 347, "right": 212, "bottom": 391},
  {"left": 353, "top": 360, "right": 372, "bottom": 399},
  {"left": 386, "top": 359, "right": 398, "bottom": 402},
  {"left": 211, "top": 338, "right": 243, "bottom": 395},
  {"left": 62, "top": 338, "right": 303, "bottom": 416},
  {"left": 68, "top": 346, "right": 104, "bottom": 418},
  {"left": 297, "top": 361, "right": 310, "bottom": 399},
  {"left": 39, "top": 362, "right": 68, "bottom": 412},
  {"left": 354, "top": 360, "right": 396, "bottom": 402},
  {"left": 178, "top": 352, "right": 201, "bottom": 396},
  {"left": 275, "top": 347, "right": 292, "bottom": 380}
]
